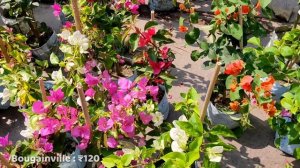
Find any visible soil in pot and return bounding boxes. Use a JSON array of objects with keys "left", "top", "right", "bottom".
[{"left": 26, "top": 22, "right": 53, "bottom": 49}]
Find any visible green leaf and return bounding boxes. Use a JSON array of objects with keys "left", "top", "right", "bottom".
[
  {"left": 152, "top": 30, "right": 174, "bottom": 45},
  {"left": 260, "top": 0, "right": 272, "bottom": 8},
  {"left": 225, "top": 75, "right": 236, "bottom": 89},
  {"left": 199, "top": 41, "right": 209, "bottom": 51},
  {"left": 50, "top": 53, "right": 59, "bottom": 65},
  {"left": 185, "top": 28, "right": 200, "bottom": 45},
  {"left": 121, "top": 154, "right": 134, "bottom": 166},
  {"left": 189, "top": 113, "right": 203, "bottom": 135},
  {"left": 229, "top": 88, "right": 241, "bottom": 101},
  {"left": 191, "top": 50, "right": 201, "bottom": 61},
  {"left": 280, "top": 46, "right": 294, "bottom": 57},
  {"left": 190, "top": 13, "right": 199, "bottom": 24},
  {"left": 179, "top": 17, "right": 185, "bottom": 26},
  {"left": 248, "top": 37, "right": 261, "bottom": 47},
  {"left": 189, "top": 137, "right": 203, "bottom": 152},
  {"left": 162, "top": 152, "right": 186, "bottom": 162},
  {"left": 294, "top": 148, "right": 300, "bottom": 160},
  {"left": 144, "top": 21, "right": 158, "bottom": 30},
  {"left": 129, "top": 33, "right": 139, "bottom": 51},
  {"left": 281, "top": 98, "right": 293, "bottom": 111},
  {"left": 176, "top": 121, "right": 199, "bottom": 136},
  {"left": 228, "top": 23, "right": 243, "bottom": 40},
  {"left": 210, "top": 125, "right": 237, "bottom": 138},
  {"left": 148, "top": 48, "right": 157, "bottom": 62}
]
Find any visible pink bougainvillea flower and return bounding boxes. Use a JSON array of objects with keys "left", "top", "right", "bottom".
[
  {"left": 85, "top": 88, "right": 96, "bottom": 98},
  {"left": 115, "top": 150, "right": 124, "bottom": 156},
  {"left": 139, "top": 112, "right": 153, "bottom": 125},
  {"left": 56, "top": 105, "right": 68, "bottom": 116},
  {"left": 39, "top": 118, "right": 61, "bottom": 136},
  {"left": 139, "top": 28, "right": 156, "bottom": 47},
  {"left": 38, "top": 138, "right": 53, "bottom": 153},
  {"left": 281, "top": 109, "right": 292, "bottom": 118},
  {"left": 85, "top": 73, "right": 100, "bottom": 87},
  {"left": 71, "top": 125, "right": 90, "bottom": 140},
  {"left": 118, "top": 78, "right": 133, "bottom": 91},
  {"left": 160, "top": 46, "right": 170, "bottom": 59},
  {"left": 52, "top": 3, "right": 62, "bottom": 17},
  {"left": 64, "top": 21, "right": 73, "bottom": 29},
  {"left": 147, "top": 86, "right": 159, "bottom": 100},
  {"left": 32, "top": 100, "right": 49, "bottom": 114},
  {"left": 137, "top": 77, "right": 149, "bottom": 90},
  {"left": 3, "top": 152, "right": 10, "bottom": 160},
  {"left": 84, "top": 59, "right": 97, "bottom": 73},
  {"left": 117, "top": 55, "right": 125, "bottom": 64},
  {"left": 121, "top": 115, "right": 135, "bottom": 136},
  {"left": 138, "top": 0, "right": 145, "bottom": 4},
  {"left": 107, "top": 137, "right": 118, "bottom": 148},
  {"left": 98, "top": 117, "right": 114, "bottom": 132},
  {"left": 0, "top": 134, "right": 12, "bottom": 148},
  {"left": 129, "top": 4, "right": 139, "bottom": 14},
  {"left": 78, "top": 138, "right": 89, "bottom": 150},
  {"left": 47, "top": 89, "right": 64, "bottom": 103},
  {"left": 138, "top": 137, "right": 146, "bottom": 147}
]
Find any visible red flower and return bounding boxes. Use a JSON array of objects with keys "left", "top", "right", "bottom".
[
  {"left": 262, "top": 101, "right": 277, "bottom": 117},
  {"left": 214, "top": 9, "right": 221, "bottom": 15},
  {"left": 255, "top": 1, "right": 261, "bottom": 10},
  {"left": 240, "top": 75, "right": 253, "bottom": 92},
  {"left": 230, "top": 101, "right": 240, "bottom": 112},
  {"left": 242, "top": 5, "right": 250, "bottom": 15},
  {"left": 139, "top": 28, "right": 156, "bottom": 47},
  {"left": 233, "top": 12, "right": 238, "bottom": 20},
  {"left": 179, "top": 25, "right": 188, "bottom": 32},
  {"left": 224, "top": 60, "right": 245, "bottom": 76},
  {"left": 149, "top": 60, "right": 165, "bottom": 75},
  {"left": 261, "top": 76, "right": 275, "bottom": 92}
]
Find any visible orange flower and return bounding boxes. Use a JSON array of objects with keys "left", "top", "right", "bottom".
[
  {"left": 224, "top": 60, "right": 245, "bottom": 76},
  {"left": 225, "top": 8, "right": 229, "bottom": 13},
  {"left": 214, "top": 9, "right": 221, "bottom": 15},
  {"left": 242, "top": 98, "right": 249, "bottom": 105},
  {"left": 255, "top": 1, "right": 261, "bottom": 10},
  {"left": 179, "top": 25, "right": 188, "bottom": 32},
  {"left": 261, "top": 76, "right": 275, "bottom": 91},
  {"left": 262, "top": 101, "right": 277, "bottom": 117},
  {"left": 255, "top": 86, "right": 261, "bottom": 92},
  {"left": 216, "top": 19, "right": 222, "bottom": 25},
  {"left": 240, "top": 75, "right": 253, "bottom": 92},
  {"left": 179, "top": 4, "right": 186, "bottom": 11},
  {"left": 230, "top": 101, "right": 240, "bottom": 112},
  {"left": 241, "top": 5, "right": 250, "bottom": 15},
  {"left": 230, "top": 82, "right": 238, "bottom": 92},
  {"left": 233, "top": 12, "right": 239, "bottom": 20},
  {"left": 264, "top": 91, "right": 272, "bottom": 97}
]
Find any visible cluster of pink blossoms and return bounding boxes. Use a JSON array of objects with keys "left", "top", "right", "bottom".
[{"left": 115, "top": 0, "right": 140, "bottom": 14}]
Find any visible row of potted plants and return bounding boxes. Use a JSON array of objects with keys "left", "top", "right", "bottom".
[{"left": 0, "top": 0, "right": 237, "bottom": 167}]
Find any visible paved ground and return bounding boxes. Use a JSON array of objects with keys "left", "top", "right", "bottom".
[{"left": 1, "top": 1, "right": 300, "bottom": 168}]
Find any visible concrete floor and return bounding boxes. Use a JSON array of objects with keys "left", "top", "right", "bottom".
[{"left": 1, "top": 1, "right": 300, "bottom": 168}]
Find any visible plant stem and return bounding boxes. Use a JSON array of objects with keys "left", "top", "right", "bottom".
[
  {"left": 0, "top": 38, "right": 10, "bottom": 64},
  {"left": 294, "top": 15, "right": 300, "bottom": 29},
  {"left": 38, "top": 78, "right": 47, "bottom": 102},
  {"left": 71, "top": 0, "right": 83, "bottom": 33},
  {"left": 77, "top": 85, "right": 92, "bottom": 132},
  {"left": 238, "top": 6, "right": 243, "bottom": 50}
]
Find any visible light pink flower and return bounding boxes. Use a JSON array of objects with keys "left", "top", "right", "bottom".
[
  {"left": 39, "top": 118, "right": 61, "bottom": 136},
  {"left": 138, "top": 0, "right": 145, "bottom": 4},
  {"left": 32, "top": 100, "right": 48, "bottom": 114},
  {"left": 52, "top": 3, "right": 62, "bottom": 17},
  {"left": 281, "top": 109, "right": 292, "bottom": 118},
  {"left": 3, "top": 152, "right": 10, "bottom": 160},
  {"left": 47, "top": 88, "right": 64, "bottom": 103},
  {"left": 85, "top": 88, "right": 96, "bottom": 98},
  {"left": 107, "top": 137, "right": 118, "bottom": 148},
  {"left": 118, "top": 78, "right": 133, "bottom": 91},
  {"left": 85, "top": 73, "right": 100, "bottom": 87},
  {"left": 0, "top": 134, "right": 12, "bottom": 148},
  {"left": 139, "top": 112, "right": 153, "bottom": 125},
  {"left": 84, "top": 59, "right": 97, "bottom": 73},
  {"left": 98, "top": 117, "right": 114, "bottom": 132}
]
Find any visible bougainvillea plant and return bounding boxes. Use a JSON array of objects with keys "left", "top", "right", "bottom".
[
  {"left": 0, "top": 87, "right": 236, "bottom": 167},
  {"left": 129, "top": 21, "right": 176, "bottom": 89}
]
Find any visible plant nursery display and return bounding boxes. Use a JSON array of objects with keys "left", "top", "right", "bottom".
[{"left": 0, "top": 0, "right": 300, "bottom": 167}]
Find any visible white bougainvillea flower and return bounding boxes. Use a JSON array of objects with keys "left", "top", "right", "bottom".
[
  {"left": 152, "top": 139, "right": 165, "bottom": 150},
  {"left": 58, "top": 30, "right": 71, "bottom": 40},
  {"left": 171, "top": 140, "right": 186, "bottom": 152},
  {"left": 207, "top": 146, "right": 224, "bottom": 162},
  {"left": 173, "top": 115, "right": 188, "bottom": 128},
  {"left": 67, "top": 31, "right": 89, "bottom": 54},
  {"left": 151, "top": 112, "right": 164, "bottom": 127},
  {"left": 20, "top": 119, "right": 35, "bottom": 138},
  {"left": 0, "top": 88, "right": 10, "bottom": 105},
  {"left": 170, "top": 127, "right": 188, "bottom": 142},
  {"left": 0, "top": 68, "right": 4, "bottom": 74},
  {"left": 51, "top": 69, "right": 64, "bottom": 82}
]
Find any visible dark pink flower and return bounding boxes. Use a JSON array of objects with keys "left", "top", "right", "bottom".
[
  {"left": 85, "top": 73, "right": 100, "bottom": 87},
  {"left": 47, "top": 88, "right": 64, "bottom": 103},
  {"left": 147, "top": 86, "right": 159, "bottom": 100},
  {"left": 85, "top": 88, "right": 96, "bottom": 98},
  {"left": 121, "top": 116, "right": 135, "bottom": 136},
  {"left": 107, "top": 137, "right": 118, "bottom": 148},
  {"left": 64, "top": 21, "right": 73, "bottom": 29},
  {"left": 137, "top": 77, "right": 149, "bottom": 90},
  {"left": 38, "top": 138, "right": 53, "bottom": 153},
  {"left": 71, "top": 125, "right": 90, "bottom": 140},
  {"left": 118, "top": 78, "right": 133, "bottom": 91},
  {"left": 138, "top": 137, "right": 146, "bottom": 147},
  {"left": 78, "top": 138, "right": 89, "bottom": 150},
  {"left": 138, "top": 0, "right": 145, "bottom": 4},
  {"left": 129, "top": 4, "right": 139, "bottom": 14},
  {"left": 52, "top": 3, "right": 62, "bottom": 17},
  {"left": 32, "top": 100, "right": 48, "bottom": 114},
  {"left": 115, "top": 150, "right": 124, "bottom": 156},
  {"left": 98, "top": 117, "right": 114, "bottom": 132},
  {"left": 0, "top": 134, "right": 12, "bottom": 148},
  {"left": 139, "top": 28, "right": 156, "bottom": 47},
  {"left": 139, "top": 112, "right": 153, "bottom": 125},
  {"left": 3, "top": 152, "right": 10, "bottom": 160},
  {"left": 39, "top": 118, "right": 61, "bottom": 136},
  {"left": 149, "top": 60, "right": 165, "bottom": 75},
  {"left": 160, "top": 46, "right": 170, "bottom": 59}
]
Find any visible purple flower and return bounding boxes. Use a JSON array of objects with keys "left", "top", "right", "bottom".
[
  {"left": 139, "top": 112, "right": 153, "bottom": 125},
  {"left": 39, "top": 118, "right": 61, "bottom": 136},
  {"left": 0, "top": 134, "right": 12, "bottom": 148},
  {"left": 121, "top": 116, "right": 135, "bottom": 136},
  {"left": 107, "top": 137, "right": 118, "bottom": 148},
  {"left": 98, "top": 117, "right": 114, "bottom": 132},
  {"left": 47, "top": 88, "right": 64, "bottom": 103},
  {"left": 52, "top": 3, "right": 62, "bottom": 17},
  {"left": 85, "top": 88, "right": 96, "bottom": 98},
  {"left": 281, "top": 109, "right": 292, "bottom": 118},
  {"left": 85, "top": 73, "right": 100, "bottom": 87},
  {"left": 32, "top": 100, "right": 48, "bottom": 114}
]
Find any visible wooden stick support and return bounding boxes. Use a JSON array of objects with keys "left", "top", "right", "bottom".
[
  {"left": 0, "top": 38, "right": 10, "bottom": 64},
  {"left": 77, "top": 85, "right": 92, "bottom": 129},
  {"left": 238, "top": 6, "right": 244, "bottom": 50},
  {"left": 151, "top": 10, "right": 155, "bottom": 21},
  {"left": 38, "top": 78, "right": 47, "bottom": 102},
  {"left": 0, "top": 154, "right": 14, "bottom": 168},
  {"left": 71, "top": 0, "right": 83, "bottom": 33},
  {"left": 200, "top": 62, "right": 222, "bottom": 121}
]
